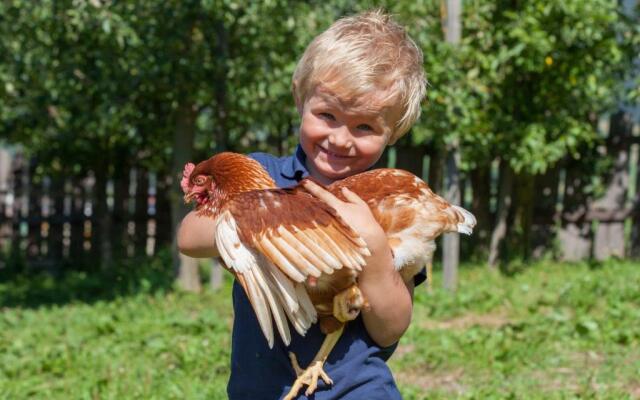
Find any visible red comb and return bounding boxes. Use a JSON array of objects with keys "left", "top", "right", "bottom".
[{"left": 180, "top": 162, "right": 195, "bottom": 194}]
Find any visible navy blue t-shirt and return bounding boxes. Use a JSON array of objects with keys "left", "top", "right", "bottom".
[{"left": 226, "top": 146, "right": 426, "bottom": 399}]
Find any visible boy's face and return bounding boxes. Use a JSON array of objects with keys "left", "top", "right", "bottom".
[{"left": 299, "top": 87, "right": 398, "bottom": 184}]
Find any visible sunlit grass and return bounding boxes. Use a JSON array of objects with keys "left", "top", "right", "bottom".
[{"left": 1, "top": 259, "right": 638, "bottom": 399}]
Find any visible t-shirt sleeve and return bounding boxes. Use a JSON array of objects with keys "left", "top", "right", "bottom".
[
  {"left": 247, "top": 152, "right": 278, "bottom": 182},
  {"left": 247, "top": 152, "right": 270, "bottom": 170}
]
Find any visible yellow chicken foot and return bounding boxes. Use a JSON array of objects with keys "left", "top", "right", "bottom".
[
  {"left": 284, "top": 325, "right": 345, "bottom": 400},
  {"left": 333, "top": 285, "right": 366, "bottom": 322}
]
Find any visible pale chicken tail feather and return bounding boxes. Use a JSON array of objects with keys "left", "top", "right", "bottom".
[{"left": 452, "top": 205, "right": 476, "bottom": 235}]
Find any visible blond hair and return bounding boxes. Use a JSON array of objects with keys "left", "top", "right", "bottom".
[{"left": 292, "top": 10, "right": 426, "bottom": 144}]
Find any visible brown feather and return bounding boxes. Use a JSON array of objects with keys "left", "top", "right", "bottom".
[{"left": 186, "top": 152, "right": 475, "bottom": 347}]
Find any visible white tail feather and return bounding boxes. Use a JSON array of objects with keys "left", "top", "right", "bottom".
[
  {"left": 243, "top": 269, "right": 274, "bottom": 348},
  {"left": 453, "top": 205, "right": 477, "bottom": 235},
  {"left": 257, "top": 268, "right": 291, "bottom": 346}
]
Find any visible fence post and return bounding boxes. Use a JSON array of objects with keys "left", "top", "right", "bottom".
[
  {"left": 488, "top": 160, "right": 513, "bottom": 268},
  {"left": 558, "top": 160, "right": 593, "bottom": 261},
  {"left": 48, "top": 177, "right": 65, "bottom": 263},
  {"left": 531, "top": 166, "right": 560, "bottom": 258},
  {"left": 593, "top": 111, "right": 632, "bottom": 260},
  {"left": 112, "top": 162, "right": 130, "bottom": 260},
  {"left": 26, "top": 159, "right": 41, "bottom": 262},
  {"left": 210, "top": 257, "right": 224, "bottom": 291},
  {"left": 0, "top": 148, "right": 12, "bottom": 254},
  {"left": 134, "top": 168, "right": 149, "bottom": 257}
]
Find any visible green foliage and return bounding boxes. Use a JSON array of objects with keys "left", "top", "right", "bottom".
[
  {"left": 2, "top": 1, "right": 636, "bottom": 175},
  {"left": 390, "top": 0, "right": 638, "bottom": 174},
  {"left": 0, "top": 249, "right": 175, "bottom": 308},
  {"left": 1, "top": 260, "right": 638, "bottom": 398}
]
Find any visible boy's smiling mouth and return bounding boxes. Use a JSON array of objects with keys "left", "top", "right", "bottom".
[{"left": 316, "top": 145, "right": 353, "bottom": 159}]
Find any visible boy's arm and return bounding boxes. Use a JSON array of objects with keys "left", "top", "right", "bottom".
[
  {"left": 358, "top": 230, "right": 413, "bottom": 347},
  {"left": 177, "top": 211, "right": 220, "bottom": 258},
  {"left": 302, "top": 181, "right": 413, "bottom": 347}
]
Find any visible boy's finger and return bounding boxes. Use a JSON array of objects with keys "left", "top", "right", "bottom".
[
  {"left": 302, "top": 180, "right": 341, "bottom": 206},
  {"left": 341, "top": 187, "right": 366, "bottom": 205}
]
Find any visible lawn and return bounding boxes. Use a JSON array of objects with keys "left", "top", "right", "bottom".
[{"left": 1, "top": 258, "right": 639, "bottom": 399}]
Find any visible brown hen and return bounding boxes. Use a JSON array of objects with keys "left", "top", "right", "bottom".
[{"left": 181, "top": 152, "right": 475, "bottom": 399}]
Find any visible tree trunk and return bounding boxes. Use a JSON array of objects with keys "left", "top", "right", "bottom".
[
  {"left": 593, "top": 111, "right": 632, "bottom": 260},
  {"left": 210, "top": 257, "right": 224, "bottom": 291},
  {"left": 172, "top": 102, "right": 201, "bottom": 293},
  {"left": 93, "top": 165, "right": 112, "bottom": 270},
  {"left": 631, "top": 175, "right": 640, "bottom": 259},
  {"left": 514, "top": 172, "right": 535, "bottom": 259},
  {"left": 155, "top": 173, "right": 173, "bottom": 248},
  {"left": 631, "top": 132, "right": 640, "bottom": 258},
  {"left": 531, "top": 165, "right": 560, "bottom": 258},
  {"left": 133, "top": 168, "right": 149, "bottom": 257},
  {"left": 488, "top": 160, "right": 513, "bottom": 268},
  {"left": 443, "top": 147, "right": 461, "bottom": 290},
  {"left": 214, "top": 19, "right": 229, "bottom": 153},
  {"left": 469, "top": 165, "right": 491, "bottom": 255},
  {"left": 441, "top": 0, "right": 462, "bottom": 288}
]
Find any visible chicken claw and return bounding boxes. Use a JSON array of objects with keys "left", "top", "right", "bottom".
[
  {"left": 284, "top": 326, "right": 345, "bottom": 399},
  {"left": 285, "top": 353, "right": 333, "bottom": 399},
  {"left": 333, "top": 285, "right": 366, "bottom": 322}
]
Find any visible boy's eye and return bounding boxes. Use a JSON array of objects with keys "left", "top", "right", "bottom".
[
  {"left": 320, "top": 112, "right": 336, "bottom": 121},
  {"left": 357, "top": 124, "right": 374, "bottom": 132}
]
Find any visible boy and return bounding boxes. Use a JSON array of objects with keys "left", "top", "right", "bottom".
[{"left": 178, "top": 10, "right": 426, "bottom": 399}]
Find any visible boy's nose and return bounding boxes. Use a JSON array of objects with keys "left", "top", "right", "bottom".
[{"left": 328, "top": 126, "right": 352, "bottom": 149}]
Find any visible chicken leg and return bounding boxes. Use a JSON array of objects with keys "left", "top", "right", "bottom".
[
  {"left": 333, "top": 284, "right": 367, "bottom": 322},
  {"left": 284, "top": 325, "right": 345, "bottom": 400}
]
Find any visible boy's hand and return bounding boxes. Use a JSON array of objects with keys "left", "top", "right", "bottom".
[
  {"left": 302, "top": 179, "right": 412, "bottom": 347},
  {"left": 301, "top": 180, "right": 388, "bottom": 252}
]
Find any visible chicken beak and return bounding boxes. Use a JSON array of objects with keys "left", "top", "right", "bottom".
[{"left": 183, "top": 191, "right": 196, "bottom": 204}]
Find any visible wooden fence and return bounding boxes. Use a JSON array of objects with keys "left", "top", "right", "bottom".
[
  {"left": 0, "top": 148, "right": 171, "bottom": 272},
  {"left": 1, "top": 126, "right": 639, "bottom": 273}
]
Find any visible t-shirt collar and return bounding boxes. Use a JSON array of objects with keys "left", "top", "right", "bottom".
[{"left": 280, "top": 145, "right": 309, "bottom": 182}]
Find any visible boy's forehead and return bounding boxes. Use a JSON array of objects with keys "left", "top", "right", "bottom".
[{"left": 313, "top": 85, "right": 399, "bottom": 119}]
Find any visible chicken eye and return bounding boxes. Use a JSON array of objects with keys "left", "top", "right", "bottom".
[{"left": 194, "top": 176, "right": 207, "bottom": 185}]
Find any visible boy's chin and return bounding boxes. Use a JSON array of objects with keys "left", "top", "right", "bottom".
[{"left": 314, "top": 163, "right": 360, "bottom": 182}]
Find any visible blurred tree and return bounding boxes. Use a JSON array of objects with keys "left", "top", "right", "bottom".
[
  {"left": 389, "top": 0, "right": 639, "bottom": 265},
  {"left": 441, "top": 0, "right": 463, "bottom": 290},
  {"left": 1, "top": 0, "right": 638, "bottom": 276}
]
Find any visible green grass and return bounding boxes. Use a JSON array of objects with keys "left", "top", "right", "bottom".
[{"left": 1, "top": 259, "right": 639, "bottom": 399}]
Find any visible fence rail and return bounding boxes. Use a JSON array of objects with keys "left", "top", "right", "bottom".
[
  {"left": 0, "top": 141, "right": 638, "bottom": 270},
  {"left": 0, "top": 149, "right": 169, "bottom": 271}
]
